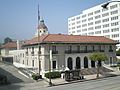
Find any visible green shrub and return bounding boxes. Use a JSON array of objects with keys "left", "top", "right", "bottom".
[
  {"left": 32, "top": 74, "right": 42, "bottom": 80},
  {"left": 116, "top": 49, "right": 120, "bottom": 56},
  {"left": 45, "top": 71, "right": 61, "bottom": 79}
]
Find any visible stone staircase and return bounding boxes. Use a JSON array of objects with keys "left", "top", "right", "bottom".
[{"left": 80, "top": 67, "right": 113, "bottom": 76}]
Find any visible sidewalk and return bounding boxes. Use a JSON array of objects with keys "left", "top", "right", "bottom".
[
  {"left": 44, "top": 72, "right": 120, "bottom": 86},
  {"left": 43, "top": 74, "right": 102, "bottom": 86}
]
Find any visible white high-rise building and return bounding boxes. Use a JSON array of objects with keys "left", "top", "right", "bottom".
[{"left": 68, "top": 1, "right": 120, "bottom": 50}]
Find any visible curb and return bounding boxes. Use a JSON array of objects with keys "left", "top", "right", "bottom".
[{"left": 47, "top": 75, "right": 119, "bottom": 87}]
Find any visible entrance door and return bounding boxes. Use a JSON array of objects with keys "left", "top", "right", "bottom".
[
  {"left": 84, "top": 57, "right": 88, "bottom": 68},
  {"left": 67, "top": 57, "right": 73, "bottom": 70},
  {"left": 76, "top": 57, "right": 81, "bottom": 69}
]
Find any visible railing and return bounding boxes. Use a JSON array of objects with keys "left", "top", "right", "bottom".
[
  {"left": 65, "top": 50, "right": 105, "bottom": 54},
  {"left": 109, "top": 50, "right": 113, "bottom": 52},
  {"left": 52, "top": 51, "right": 58, "bottom": 54}
]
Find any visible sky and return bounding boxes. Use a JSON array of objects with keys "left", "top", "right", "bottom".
[{"left": 0, "top": 0, "right": 109, "bottom": 42}]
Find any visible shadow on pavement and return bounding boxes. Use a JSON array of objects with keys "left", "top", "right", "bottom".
[
  {"left": 0, "top": 67, "right": 23, "bottom": 84},
  {"left": 0, "top": 84, "right": 23, "bottom": 90}
]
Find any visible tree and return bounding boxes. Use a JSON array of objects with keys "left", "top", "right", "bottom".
[
  {"left": 116, "top": 49, "right": 120, "bottom": 56},
  {"left": 89, "top": 52, "right": 108, "bottom": 78},
  {"left": 4, "top": 37, "right": 12, "bottom": 44}
]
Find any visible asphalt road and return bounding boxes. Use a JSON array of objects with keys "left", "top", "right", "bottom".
[
  {"left": 45, "top": 76, "right": 120, "bottom": 90},
  {"left": 1, "top": 75, "right": 120, "bottom": 90}
]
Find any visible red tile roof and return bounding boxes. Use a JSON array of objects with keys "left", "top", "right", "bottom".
[
  {"left": 1, "top": 42, "right": 17, "bottom": 49},
  {"left": 24, "top": 34, "right": 117, "bottom": 46}
]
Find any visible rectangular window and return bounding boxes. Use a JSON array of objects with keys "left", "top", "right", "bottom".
[
  {"left": 112, "top": 34, "right": 119, "bottom": 38},
  {"left": 88, "top": 32, "right": 94, "bottom": 35},
  {"left": 77, "top": 25, "right": 81, "bottom": 28},
  {"left": 111, "top": 28, "right": 119, "bottom": 32},
  {"left": 82, "top": 14, "right": 86, "bottom": 18},
  {"left": 27, "top": 59, "right": 28, "bottom": 65},
  {"left": 110, "top": 4, "right": 117, "bottom": 9},
  {"left": 77, "top": 30, "right": 81, "bottom": 33},
  {"left": 95, "top": 20, "right": 101, "bottom": 24},
  {"left": 38, "top": 46, "right": 41, "bottom": 54},
  {"left": 77, "top": 45, "right": 80, "bottom": 52},
  {"left": 88, "top": 27, "right": 94, "bottom": 31},
  {"left": 68, "top": 45, "right": 72, "bottom": 52},
  {"left": 88, "top": 22, "right": 93, "bottom": 26},
  {"left": 82, "top": 24, "right": 87, "bottom": 27},
  {"left": 111, "top": 22, "right": 119, "bottom": 26},
  {"left": 52, "top": 45, "right": 56, "bottom": 51},
  {"left": 95, "top": 31, "right": 101, "bottom": 34},
  {"left": 31, "top": 47, "right": 34, "bottom": 55},
  {"left": 102, "top": 13, "right": 109, "bottom": 17},
  {"left": 103, "top": 29, "right": 109, "bottom": 33},
  {"left": 95, "top": 15, "right": 101, "bottom": 19},
  {"left": 109, "top": 46, "right": 113, "bottom": 52},
  {"left": 111, "top": 10, "right": 118, "bottom": 15},
  {"left": 103, "top": 24, "right": 109, "bottom": 28},
  {"left": 53, "top": 61, "right": 56, "bottom": 69},
  {"left": 102, "top": 18, "right": 109, "bottom": 23},
  {"left": 76, "top": 16, "right": 80, "bottom": 20},
  {"left": 82, "top": 19, "right": 86, "bottom": 22},
  {"left": 88, "top": 12, "right": 93, "bottom": 16},
  {"left": 32, "top": 60, "right": 34, "bottom": 67},
  {"left": 94, "top": 10, "right": 100, "bottom": 14},
  {"left": 88, "top": 17, "right": 93, "bottom": 21},
  {"left": 76, "top": 21, "right": 81, "bottom": 24},
  {"left": 85, "top": 46, "right": 87, "bottom": 52},
  {"left": 99, "top": 45, "right": 101, "bottom": 51},
  {"left": 82, "top": 29, "right": 87, "bottom": 32},
  {"left": 71, "top": 18, "right": 75, "bottom": 21},
  {"left": 111, "top": 16, "right": 118, "bottom": 21},
  {"left": 95, "top": 26, "right": 101, "bottom": 29}
]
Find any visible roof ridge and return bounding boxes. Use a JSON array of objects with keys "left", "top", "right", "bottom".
[{"left": 42, "top": 34, "right": 50, "bottom": 42}]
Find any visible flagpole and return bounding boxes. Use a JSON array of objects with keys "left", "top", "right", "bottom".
[{"left": 38, "top": 4, "right": 41, "bottom": 76}]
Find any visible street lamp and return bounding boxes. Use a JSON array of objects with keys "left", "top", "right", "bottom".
[
  {"left": 102, "top": 0, "right": 120, "bottom": 9},
  {"left": 49, "top": 49, "right": 52, "bottom": 86}
]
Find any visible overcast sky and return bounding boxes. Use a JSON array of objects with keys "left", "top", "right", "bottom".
[{"left": 0, "top": 0, "right": 109, "bottom": 42}]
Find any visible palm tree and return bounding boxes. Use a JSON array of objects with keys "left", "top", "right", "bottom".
[{"left": 89, "top": 52, "right": 108, "bottom": 78}]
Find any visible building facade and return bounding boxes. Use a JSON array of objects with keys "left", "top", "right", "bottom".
[
  {"left": 68, "top": 1, "right": 120, "bottom": 49},
  {"left": 6, "top": 19, "right": 117, "bottom": 77},
  {"left": 20, "top": 34, "right": 117, "bottom": 77}
]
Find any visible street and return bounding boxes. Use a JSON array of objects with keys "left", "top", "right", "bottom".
[
  {"left": 44, "top": 76, "right": 120, "bottom": 90},
  {"left": 1, "top": 75, "right": 120, "bottom": 90}
]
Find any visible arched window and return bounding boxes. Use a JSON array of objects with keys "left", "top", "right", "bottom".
[
  {"left": 84, "top": 56, "right": 88, "bottom": 68},
  {"left": 91, "top": 60, "right": 95, "bottom": 67},
  {"left": 76, "top": 57, "right": 81, "bottom": 69},
  {"left": 67, "top": 57, "right": 73, "bottom": 70}
]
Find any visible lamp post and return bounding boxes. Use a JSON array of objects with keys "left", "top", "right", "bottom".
[
  {"left": 49, "top": 49, "right": 52, "bottom": 86},
  {"left": 102, "top": 0, "right": 120, "bottom": 9}
]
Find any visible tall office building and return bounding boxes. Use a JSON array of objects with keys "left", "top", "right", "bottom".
[{"left": 68, "top": 1, "right": 120, "bottom": 49}]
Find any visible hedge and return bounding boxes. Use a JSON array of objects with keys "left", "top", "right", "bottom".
[
  {"left": 45, "top": 71, "right": 61, "bottom": 79},
  {"left": 32, "top": 74, "right": 42, "bottom": 80}
]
